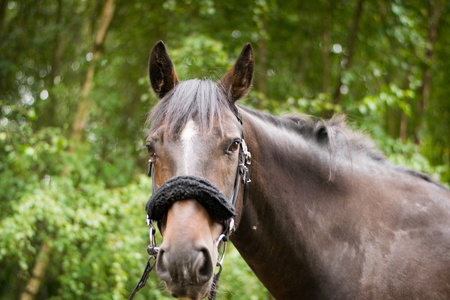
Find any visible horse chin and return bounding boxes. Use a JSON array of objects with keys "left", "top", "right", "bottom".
[{"left": 163, "top": 279, "right": 212, "bottom": 300}]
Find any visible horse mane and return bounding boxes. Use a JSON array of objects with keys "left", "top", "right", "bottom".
[
  {"left": 240, "top": 106, "right": 385, "bottom": 161},
  {"left": 147, "top": 79, "right": 233, "bottom": 137},
  {"left": 240, "top": 106, "right": 444, "bottom": 187}
]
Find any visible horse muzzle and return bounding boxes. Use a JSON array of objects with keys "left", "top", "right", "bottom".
[
  {"left": 156, "top": 241, "right": 214, "bottom": 299},
  {"left": 153, "top": 199, "right": 220, "bottom": 300}
]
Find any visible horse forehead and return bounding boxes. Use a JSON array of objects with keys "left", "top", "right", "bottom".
[
  {"left": 180, "top": 119, "right": 200, "bottom": 147},
  {"left": 181, "top": 118, "right": 198, "bottom": 136},
  {"left": 177, "top": 119, "right": 215, "bottom": 174}
]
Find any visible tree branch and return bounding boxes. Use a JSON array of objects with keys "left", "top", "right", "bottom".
[
  {"left": 20, "top": 243, "right": 51, "bottom": 300},
  {"left": 71, "top": 0, "right": 116, "bottom": 141}
]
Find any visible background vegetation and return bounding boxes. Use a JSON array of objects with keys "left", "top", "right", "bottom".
[{"left": 0, "top": 0, "right": 449, "bottom": 299}]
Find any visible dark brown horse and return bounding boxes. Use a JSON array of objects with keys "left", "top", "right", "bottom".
[{"left": 143, "top": 41, "right": 450, "bottom": 299}]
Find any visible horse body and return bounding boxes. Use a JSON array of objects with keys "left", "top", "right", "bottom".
[
  {"left": 143, "top": 41, "right": 450, "bottom": 299},
  {"left": 233, "top": 107, "right": 450, "bottom": 299}
]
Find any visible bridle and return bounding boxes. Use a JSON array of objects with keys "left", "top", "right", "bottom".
[{"left": 129, "top": 106, "right": 251, "bottom": 300}]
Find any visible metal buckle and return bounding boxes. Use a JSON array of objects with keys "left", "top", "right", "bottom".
[
  {"left": 147, "top": 159, "right": 152, "bottom": 177},
  {"left": 241, "top": 139, "right": 252, "bottom": 165},
  {"left": 215, "top": 218, "right": 235, "bottom": 266},
  {"left": 228, "top": 218, "right": 235, "bottom": 233},
  {"left": 216, "top": 234, "right": 228, "bottom": 266},
  {"left": 146, "top": 215, "right": 159, "bottom": 257}
]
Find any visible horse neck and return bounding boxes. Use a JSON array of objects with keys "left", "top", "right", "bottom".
[
  {"left": 231, "top": 108, "right": 349, "bottom": 298},
  {"left": 231, "top": 108, "right": 450, "bottom": 299}
]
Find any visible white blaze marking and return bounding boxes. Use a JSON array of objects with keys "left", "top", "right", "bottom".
[{"left": 180, "top": 119, "right": 199, "bottom": 174}]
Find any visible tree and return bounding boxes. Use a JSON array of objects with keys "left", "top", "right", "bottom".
[{"left": 0, "top": 0, "right": 449, "bottom": 299}]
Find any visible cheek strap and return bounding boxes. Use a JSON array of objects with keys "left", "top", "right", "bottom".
[{"left": 145, "top": 175, "right": 236, "bottom": 222}]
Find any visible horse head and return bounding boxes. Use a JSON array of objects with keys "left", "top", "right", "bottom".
[{"left": 145, "top": 41, "right": 253, "bottom": 299}]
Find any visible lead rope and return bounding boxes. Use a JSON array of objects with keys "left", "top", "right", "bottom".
[
  {"left": 208, "top": 263, "right": 223, "bottom": 300},
  {"left": 128, "top": 221, "right": 159, "bottom": 300},
  {"left": 128, "top": 256, "right": 155, "bottom": 300}
]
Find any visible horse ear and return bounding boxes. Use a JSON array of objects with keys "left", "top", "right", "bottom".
[
  {"left": 149, "top": 41, "right": 180, "bottom": 99},
  {"left": 221, "top": 43, "right": 254, "bottom": 102}
]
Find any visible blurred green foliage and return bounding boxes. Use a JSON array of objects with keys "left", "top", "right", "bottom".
[{"left": 0, "top": 0, "right": 449, "bottom": 299}]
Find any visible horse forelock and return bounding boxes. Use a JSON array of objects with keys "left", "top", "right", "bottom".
[{"left": 147, "top": 79, "right": 233, "bottom": 138}]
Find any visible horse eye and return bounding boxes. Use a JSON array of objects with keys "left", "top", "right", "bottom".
[
  {"left": 228, "top": 141, "right": 240, "bottom": 153},
  {"left": 146, "top": 144, "right": 156, "bottom": 156}
]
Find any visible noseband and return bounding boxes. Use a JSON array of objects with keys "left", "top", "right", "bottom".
[{"left": 129, "top": 107, "right": 251, "bottom": 300}]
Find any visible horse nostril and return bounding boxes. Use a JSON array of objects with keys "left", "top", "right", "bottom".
[
  {"left": 195, "top": 248, "right": 213, "bottom": 284},
  {"left": 155, "top": 249, "right": 172, "bottom": 282}
]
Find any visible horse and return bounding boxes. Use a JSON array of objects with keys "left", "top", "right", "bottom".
[{"left": 142, "top": 41, "right": 450, "bottom": 299}]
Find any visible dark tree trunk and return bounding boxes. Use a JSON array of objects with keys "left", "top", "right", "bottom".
[
  {"left": 415, "top": 0, "right": 443, "bottom": 143},
  {"left": 0, "top": 0, "right": 7, "bottom": 33},
  {"left": 256, "top": 15, "right": 268, "bottom": 109},
  {"left": 42, "top": 0, "right": 65, "bottom": 127},
  {"left": 332, "top": 0, "right": 365, "bottom": 105},
  {"left": 322, "top": 17, "right": 330, "bottom": 94}
]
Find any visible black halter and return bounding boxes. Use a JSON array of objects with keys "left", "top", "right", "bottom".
[{"left": 129, "top": 107, "right": 251, "bottom": 300}]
